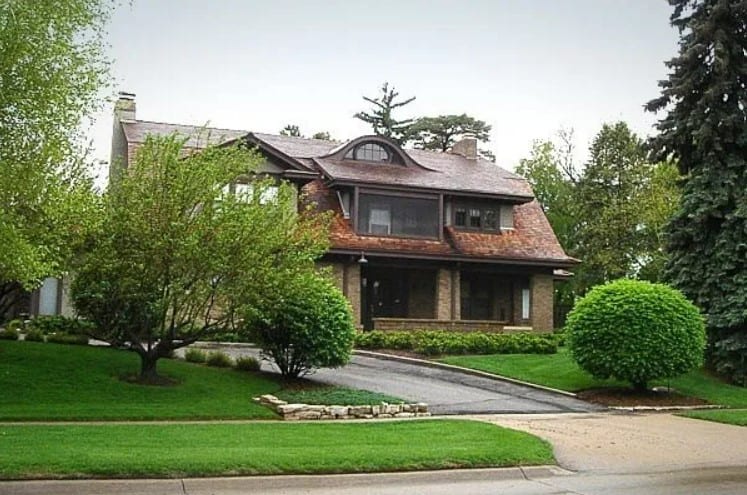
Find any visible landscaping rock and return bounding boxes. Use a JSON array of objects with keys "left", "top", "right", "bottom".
[{"left": 256, "top": 396, "right": 428, "bottom": 421}]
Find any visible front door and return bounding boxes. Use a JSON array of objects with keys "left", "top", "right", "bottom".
[{"left": 362, "top": 268, "right": 407, "bottom": 330}]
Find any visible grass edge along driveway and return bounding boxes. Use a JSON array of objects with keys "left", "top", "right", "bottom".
[
  {"left": 440, "top": 349, "right": 747, "bottom": 427},
  {"left": 0, "top": 420, "right": 553, "bottom": 480}
]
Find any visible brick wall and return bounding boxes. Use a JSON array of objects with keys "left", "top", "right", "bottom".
[{"left": 436, "top": 268, "right": 452, "bottom": 320}]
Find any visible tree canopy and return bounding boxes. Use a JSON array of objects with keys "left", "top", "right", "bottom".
[
  {"left": 408, "top": 114, "right": 493, "bottom": 160},
  {"left": 72, "top": 134, "right": 330, "bottom": 381},
  {"left": 354, "top": 82, "right": 416, "bottom": 144},
  {"left": 646, "top": 0, "right": 747, "bottom": 384},
  {"left": 0, "top": 0, "right": 112, "bottom": 320}
]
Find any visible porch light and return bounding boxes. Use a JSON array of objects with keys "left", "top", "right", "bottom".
[{"left": 358, "top": 252, "right": 368, "bottom": 264}]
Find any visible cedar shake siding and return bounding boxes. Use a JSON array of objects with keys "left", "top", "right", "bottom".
[{"left": 110, "top": 94, "right": 577, "bottom": 332}]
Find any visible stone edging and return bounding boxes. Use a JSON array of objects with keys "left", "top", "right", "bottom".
[
  {"left": 354, "top": 349, "right": 579, "bottom": 398},
  {"left": 254, "top": 394, "right": 430, "bottom": 420},
  {"left": 608, "top": 404, "right": 728, "bottom": 412}
]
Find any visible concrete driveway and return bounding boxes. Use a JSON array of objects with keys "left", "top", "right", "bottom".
[
  {"left": 484, "top": 411, "right": 747, "bottom": 474},
  {"left": 194, "top": 345, "right": 600, "bottom": 414}
]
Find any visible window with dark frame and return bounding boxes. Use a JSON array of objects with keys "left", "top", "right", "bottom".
[
  {"left": 453, "top": 202, "right": 509, "bottom": 232},
  {"left": 358, "top": 193, "right": 439, "bottom": 238},
  {"left": 454, "top": 208, "right": 467, "bottom": 226},
  {"left": 469, "top": 208, "right": 481, "bottom": 228}
]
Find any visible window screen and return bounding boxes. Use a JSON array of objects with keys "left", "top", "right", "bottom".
[{"left": 358, "top": 193, "right": 439, "bottom": 238}]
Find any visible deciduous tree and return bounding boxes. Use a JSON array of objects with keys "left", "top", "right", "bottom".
[
  {"left": 0, "top": 0, "right": 112, "bottom": 321},
  {"left": 72, "top": 135, "right": 330, "bottom": 382}
]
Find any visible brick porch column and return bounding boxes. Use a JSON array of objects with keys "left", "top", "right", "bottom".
[
  {"left": 345, "top": 263, "right": 362, "bottom": 328},
  {"left": 530, "top": 274, "right": 554, "bottom": 332},
  {"left": 436, "top": 268, "right": 453, "bottom": 320}
]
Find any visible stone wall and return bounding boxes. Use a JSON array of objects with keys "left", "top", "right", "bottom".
[{"left": 255, "top": 394, "right": 429, "bottom": 420}]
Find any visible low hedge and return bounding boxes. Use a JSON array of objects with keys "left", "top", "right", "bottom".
[
  {"left": 0, "top": 328, "right": 20, "bottom": 341},
  {"left": 46, "top": 333, "right": 89, "bottom": 346},
  {"left": 355, "top": 330, "right": 557, "bottom": 356},
  {"left": 26, "top": 316, "right": 95, "bottom": 336}
]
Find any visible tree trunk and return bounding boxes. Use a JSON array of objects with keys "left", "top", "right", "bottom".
[{"left": 139, "top": 352, "right": 160, "bottom": 382}]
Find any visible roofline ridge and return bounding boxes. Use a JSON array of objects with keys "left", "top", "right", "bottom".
[{"left": 129, "top": 118, "right": 247, "bottom": 133}]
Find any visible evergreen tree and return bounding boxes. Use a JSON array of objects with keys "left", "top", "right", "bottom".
[
  {"left": 280, "top": 124, "right": 302, "bottom": 137},
  {"left": 408, "top": 114, "right": 492, "bottom": 153},
  {"left": 646, "top": 0, "right": 747, "bottom": 384},
  {"left": 354, "top": 82, "right": 416, "bottom": 144}
]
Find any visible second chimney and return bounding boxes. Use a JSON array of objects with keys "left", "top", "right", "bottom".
[
  {"left": 114, "top": 91, "right": 136, "bottom": 122},
  {"left": 450, "top": 136, "right": 477, "bottom": 160}
]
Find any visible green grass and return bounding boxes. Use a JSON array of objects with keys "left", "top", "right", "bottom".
[
  {"left": 440, "top": 348, "right": 747, "bottom": 408},
  {"left": 681, "top": 409, "right": 747, "bottom": 426},
  {"left": 0, "top": 340, "right": 283, "bottom": 421},
  {"left": 0, "top": 420, "right": 553, "bottom": 479},
  {"left": 275, "top": 386, "right": 403, "bottom": 405}
]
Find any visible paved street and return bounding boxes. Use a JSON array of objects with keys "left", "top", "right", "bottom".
[{"left": 195, "top": 345, "right": 600, "bottom": 414}]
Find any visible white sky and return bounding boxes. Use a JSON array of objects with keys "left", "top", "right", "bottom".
[{"left": 88, "top": 0, "right": 679, "bottom": 184}]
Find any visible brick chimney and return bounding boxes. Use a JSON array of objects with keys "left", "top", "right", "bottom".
[
  {"left": 114, "top": 91, "right": 136, "bottom": 121},
  {"left": 450, "top": 135, "right": 477, "bottom": 160}
]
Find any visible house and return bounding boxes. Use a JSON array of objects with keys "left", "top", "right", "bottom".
[{"left": 110, "top": 93, "right": 576, "bottom": 332}]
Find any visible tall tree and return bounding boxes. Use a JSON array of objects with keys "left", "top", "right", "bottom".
[
  {"left": 408, "top": 114, "right": 494, "bottom": 161},
  {"left": 0, "top": 0, "right": 111, "bottom": 321},
  {"left": 72, "top": 135, "right": 330, "bottom": 381},
  {"left": 646, "top": 0, "right": 747, "bottom": 384},
  {"left": 280, "top": 124, "right": 302, "bottom": 137},
  {"left": 354, "top": 82, "right": 416, "bottom": 144}
]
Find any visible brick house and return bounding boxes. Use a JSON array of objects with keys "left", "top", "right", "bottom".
[{"left": 110, "top": 94, "right": 576, "bottom": 332}]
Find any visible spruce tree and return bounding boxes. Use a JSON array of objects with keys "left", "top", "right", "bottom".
[
  {"left": 354, "top": 82, "right": 416, "bottom": 144},
  {"left": 646, "top": 0, "right": 747, "bottom": 384}
]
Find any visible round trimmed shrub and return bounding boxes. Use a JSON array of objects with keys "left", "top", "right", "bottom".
[
  {"left": 244, "top": 272, "right": 355, "bottom": 378},
  {"left": 566, "top": 279, "right": 705, "bottom": 391}
]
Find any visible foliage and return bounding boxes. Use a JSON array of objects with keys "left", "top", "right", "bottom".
[
  {"left": 46, "top": 333, "right": 89, "bottom": 346},
  {"left": 3, "top": 319, "right": 24, "bottom": 333},
  {"left": 26, "top": 315, "right": 94, "bottom": 336},
  {"left": 646, "top": 0, "right": 747, "bottom": 386},
  {"left": 566, "top": 279, "right": 705, "bottom": 391},
  {"left": 244, "top": 272, "right": 355, "bottom": 378},
  {"left": 0, "top": 1, "right": 111, "bottom": 319},
  {"left": 354, "top": 82, "right": 416, "bottom": 144},
  {"left": 184, "top": 348, "right": 207, "bottom": 363},
  {"left": 408, "top": 114, "right": 493, "bottom": 161},
  {"left": 0, "top": 328, "right": 19, "bottom": 341},
  {"left": 355, "top": 330, "right": 557, "bottom": 356},
  {"left": 71, "top": 134, "right": 330, "bottom": 381},
  {"left": 274, "top": 386, "right": 404, "bottom": 406},
  {"left": 23, "top": 329, "right": 45, "bottom": 342},
  {"left": 279, "top": 125, "right": 333, "bottom": 141},
  {"left": 234, "top": 355, "right": 261, "bottom": 372},
  {"left": 0, "top": 420, "right": 554, "bottom": 479},
  {"left": 205, "top": 351, "right": 233, "bottom": 368},
  {"left": 0, "top": 340, "right": 280, "bottom": 420}
]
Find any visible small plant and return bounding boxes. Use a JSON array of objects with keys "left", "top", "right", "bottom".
[
  {"left": 234, "top": 356, "right": 261, "bottom": 372},
  {"left": 24, "top": 329, "right": 45, "bottom": 342},
  {"left": 184, "top": 348, "right": 207, "bottom": 363},
  {"left": 566, "top": 279, "right": 706, "bottom": 392},
  {"left": 46, "top": 333, "right": 89, "bottom": 345},
  {"left": 206, "top": 351, "right": 233, "bottom": 368},
  {"left": 0, "top": 328, "right": 20, "bottom": 340},
  {"left": 5, "top": 319, "right": 25, "bottom": 332}
]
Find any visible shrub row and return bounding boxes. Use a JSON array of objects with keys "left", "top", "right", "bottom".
[
  {"left": 25, "top": 316, "right": 95, "bottom": 336},
  {"left": 354, "top": 330, "right": 557, "bottom": 356},
  {"left": 183, "top": 348, "right": 260, "bottom": 372}
]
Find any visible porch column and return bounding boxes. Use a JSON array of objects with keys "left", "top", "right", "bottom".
[
  {"left": 530, "top": 274, "right": 554, "bottom": 332},
  {"left": 451, "top": 269, "right": 460, "bottom": 320},
  {"left": 344, "top": 263, "right": 362, "bottom": 328},
  {"left": 436, "top": 268, "right": 453, "bottom": 320}
]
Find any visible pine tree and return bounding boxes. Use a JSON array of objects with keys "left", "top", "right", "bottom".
[
  {"left": 354, "top": 82, "right": 416, "bottom": 144},
  {"left": 646, "top": 0, "right": 747, "bottom": 384}
]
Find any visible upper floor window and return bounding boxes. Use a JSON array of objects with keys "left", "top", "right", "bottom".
[
  {"left": 358, "top": 192, "right": 439, "bottom": 238},
  {"left": 453, "top": 203, "right": 513, "bottom": 231},
  {"left": 344, "top": 141, "right": 404, "bottom": 164}
]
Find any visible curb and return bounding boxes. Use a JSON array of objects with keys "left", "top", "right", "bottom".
[
  {"left": 353, "top": 349, "right": 579, "bottom": 398},
  {"left": 609, "top": 404, "right": 727, "bottom": 413}
]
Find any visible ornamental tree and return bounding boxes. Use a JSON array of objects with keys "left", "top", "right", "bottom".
[
  {"left": 566, "top": 279, "right": 705, "bottom": 392},
  {"left": 72, "top": 134, "right": 330, "bottom": 382},
  {"left": 645, "top": 0, "right": 747, "bottom": 384}
]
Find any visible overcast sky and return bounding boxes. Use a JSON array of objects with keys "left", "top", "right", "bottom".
[{"left": 88, "top": 0, "right": 679, "bottom": 183}]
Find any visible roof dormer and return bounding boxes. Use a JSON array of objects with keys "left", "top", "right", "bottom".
[{"left": 323, "top": 135, "right": 422, "bottom": 168}]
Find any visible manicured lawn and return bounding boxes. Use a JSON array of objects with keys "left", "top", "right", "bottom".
[
  {"left": 440, "top": 348, "right": 747, "bottom": 408},
  {"left": 275, "top": 386, "right": 403, "bottom": 406},
  {"left": 0, "top": 420, "right": 553, "bottom": 479},
  {"left": 0, "top": 341, "right": 403, "bottom": 421},
  {"left": 682, "top": 409, "right": 747, "bottom": 426}
]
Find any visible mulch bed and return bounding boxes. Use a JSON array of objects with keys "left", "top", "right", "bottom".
[{"left": 576, "top": 387, "right": 710, "bottom": 407}]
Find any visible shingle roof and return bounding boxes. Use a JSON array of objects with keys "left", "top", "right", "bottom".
[
  {"left": 302, "top": 179, "right": 576, "bottom": 266},
  {"left": 122, "top": 121, "right": 247, "bottom": 149}
]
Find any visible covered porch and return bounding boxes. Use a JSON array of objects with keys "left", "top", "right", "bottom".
[{"left": 322, "top": 257, "right": 555, "bottom": 332}]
